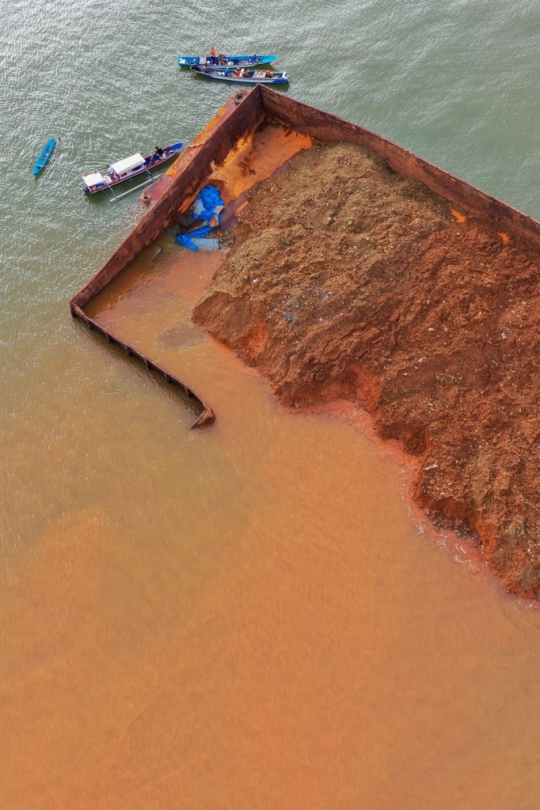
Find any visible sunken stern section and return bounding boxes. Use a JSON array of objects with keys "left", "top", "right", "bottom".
[{"left": 70, "top": 88, "right": 266, "bottom": 428}]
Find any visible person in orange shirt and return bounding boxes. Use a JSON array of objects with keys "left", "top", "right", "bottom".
[{"left": 210, "top": 46, "right": 218, "bottom": 64}]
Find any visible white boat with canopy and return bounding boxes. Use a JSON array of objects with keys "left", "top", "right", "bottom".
[{"left": 81, "top": 142, "right": 185, "bottom": 196}]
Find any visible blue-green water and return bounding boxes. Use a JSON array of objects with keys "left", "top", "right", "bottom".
[
  {"left": 3, "top": 0, "right": 540, "bottom": 368},
  {"left": 2, "top": 1, "right": 540, "bottom": 806}
]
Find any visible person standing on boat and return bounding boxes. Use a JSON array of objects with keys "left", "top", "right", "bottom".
[{"left": 210, "top": 46, "right": 218, "bottom": 64}]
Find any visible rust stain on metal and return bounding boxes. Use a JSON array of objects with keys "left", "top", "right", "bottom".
[
  {"left": 71, "top": 85, "right": 540, "bottom": 427},
  {"left": 70, "top": 306, "right": 214, "bottom": 429}
]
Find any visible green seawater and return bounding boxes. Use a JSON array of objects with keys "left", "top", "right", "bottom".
[{"left": 3, "top": 0, "right": 539, "bottom": 399}]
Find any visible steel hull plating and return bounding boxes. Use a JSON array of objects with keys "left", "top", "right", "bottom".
[{"left": 71, "top": 88, "right": 540, "bottom": 427}]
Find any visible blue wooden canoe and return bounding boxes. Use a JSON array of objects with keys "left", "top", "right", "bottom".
[
  {"left": 178, "top": 53, "right": 277, "bottom": 68},
  {"left": 191, "top": 66, "right": 289, "bottom": 85},
  {"left": 33, "top": 138, "right": 56, "bottom": 175}
]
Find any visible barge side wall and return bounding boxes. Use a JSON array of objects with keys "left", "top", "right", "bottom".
[
  {"left": 71, "top": 88, "right": 265, "bottom": 310},
  {"left": 72, "top": 87, "right": 540, "bottom": 311},
  {"left": 261, "top": 87, "right": 540, "bottom": 247}
]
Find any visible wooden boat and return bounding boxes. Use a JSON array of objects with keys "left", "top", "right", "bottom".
[
  {"left": 33, "top": 138, "right": 56, "bottom": 175},
  {"left": 191, "top": 65, "right": 289, "bottom": 85},
  {"left": 81, "top": 142, "right": 184, "bottom": 196},
  {"left": 178, "top": 53, "right": 276, "bottom": 68}
]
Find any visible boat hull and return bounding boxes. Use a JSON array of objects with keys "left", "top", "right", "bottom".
[
  {"left": 82, "top": 142, "right": 184, "bottom": 195},
  {"left": 191, "top": 66, "right": 289, "bottom": 85},
  {"left": 71, "top": 87, "right": 540, "bottom": 431},
  {"left": 178, "top": 53, "right": 276, "bottom": 68},
  {"left": 33, "top": 138, "right": 56, "bottom": 175}
]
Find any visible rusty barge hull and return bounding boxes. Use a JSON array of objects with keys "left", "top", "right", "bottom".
[{"left": 71, "top": 86, "right": 540, "bottom": 426}]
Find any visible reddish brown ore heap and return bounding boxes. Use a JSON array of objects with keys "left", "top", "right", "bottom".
[{"left": 193, "top": 141, "right": 540, "bottom": 599}]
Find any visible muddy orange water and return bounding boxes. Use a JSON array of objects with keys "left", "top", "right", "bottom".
[{"left": 2, "top": 232, "right": 539, "bottom": 808}]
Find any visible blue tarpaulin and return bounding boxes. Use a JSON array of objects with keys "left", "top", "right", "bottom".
[
  {"left": 177, "top": 185, "right": 225, "bottom": 251},
  {"left": 177, "top": 224, "right": 214, "bottom": 250},
  {"left": 192, "top": 185, "right": 225, "bottom": 222}
]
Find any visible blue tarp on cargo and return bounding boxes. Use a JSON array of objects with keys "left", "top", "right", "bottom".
[
  {"left": 177, "top": 185, "right": 225, "bottom": 250},
  {"left": 193, "top": 185, "right": 225, "bottom": 222},
  {"left": 176, "top": 224, "right": 220, "bottom": 251}
]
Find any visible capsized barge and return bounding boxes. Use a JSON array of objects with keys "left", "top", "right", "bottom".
[{"left": 70, "top": 85, "right": 540, "bottom": 431}]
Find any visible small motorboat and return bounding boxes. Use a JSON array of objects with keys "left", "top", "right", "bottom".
[
  {"left": 191, "top": 66, "right": 289, "bottom": 85},
  {"left": 178, "top": 53, "right": 277, "bottom": 68},
  {"left": 33, "top": 138, "right": 56, "bottom": 176},
  {"left": 81, "top": 141, "right": 184, "bottom": 196}
]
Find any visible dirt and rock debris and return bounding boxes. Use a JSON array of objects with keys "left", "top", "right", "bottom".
[{"left": 193, "top": 141, "right": 540, "bottom": 599}]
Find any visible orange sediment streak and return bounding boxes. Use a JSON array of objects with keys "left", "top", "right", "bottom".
[
  {"left": 450, "top": 209, "right": 467, "bottom": 223},
  {"left": 210, "top": 126, "right": 313, "bottom": 203}
]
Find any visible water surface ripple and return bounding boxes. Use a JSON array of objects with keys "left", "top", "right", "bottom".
[{"left": 2, "top": 0, "right": 540, "bottom": 807}]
